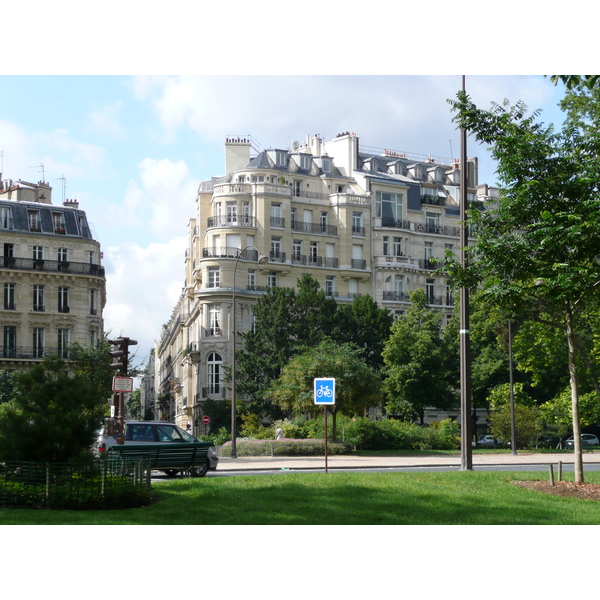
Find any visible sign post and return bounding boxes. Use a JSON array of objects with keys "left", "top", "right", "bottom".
[{"left": 314, "top": 378, "right": 335, "bottom": 473}]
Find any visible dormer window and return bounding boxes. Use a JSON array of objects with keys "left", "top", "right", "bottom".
[
  {"left": 322, "top": 157, "right": 332, "bottom": 172},
  {"left": 300, "top": 154, "right": 311, "bottom": 170},
  {"left": 275, "top": 151, "right": 287, "bottom": 167},
  {"left": 28, "top": 210, "right": 41, "bottom": 232},
  {"left": 52, "top": 212, "right": 66, "bottom": 234}
]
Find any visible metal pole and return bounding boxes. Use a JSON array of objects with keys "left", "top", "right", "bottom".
[
  {"left": 324, "top": 406, "right": 328, "bottom": 473},
  {"left": 459, "top": 74, "right": 473, "bottom": 471},
  {"left": 508, "top": 318, "right": 517, "bottom": 455}
]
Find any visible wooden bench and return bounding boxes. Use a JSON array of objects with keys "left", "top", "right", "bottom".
[{"left": 107, "top": 442, "right": 212, "bottom": 477}]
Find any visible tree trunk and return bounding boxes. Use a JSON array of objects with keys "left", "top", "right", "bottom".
[{"left": 566, "top": 303, "right": 584, "bottom": 483}]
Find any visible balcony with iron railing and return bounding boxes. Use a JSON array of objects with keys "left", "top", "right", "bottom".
[
  {"left": 202, "top": 247, "right": 261, "bottom": 261},
  {"left": 291, "top": 221, "right": 338, "bottom": 236},
  {"left": 352, "top": 225, "right": 366, "bottom": 237},
  {"left": 206, "top": 215, "right": 257, "bottom": 229},
  {"left": 0, "top": 346, "right": 70, "bottom": 360},
  {"left": 291, "top": 254, "right": 338, "bottom": 268},
  {"left": 378, "top": 217, "right": 461, "bottom": 238},
  {"left": 1, "top": 256, "right": 105, "bottom": 276},
  {"left": 202, "top": 385, "right": 227, "bottom": 399},
  {"left": 351, "top": 259, "right": 367, "bottom": 270},
  {"left": 270, "top": 216, "right": 285, "bottom": 228},
  {"left": 269, "top": 250, "right": 286, "bottom": 263}
]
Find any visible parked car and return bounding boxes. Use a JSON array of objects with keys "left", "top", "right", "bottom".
[
  {"left": 472, "top": 435, "right": 503, "bottom": 448},
  {"left": 565, "top": 433, "right": 600, "bottom": 449},
  {"left": 94, "top": 420, "right": 218, "bottom": 476}
]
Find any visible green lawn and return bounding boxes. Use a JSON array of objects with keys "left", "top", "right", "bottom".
[{"left": 2, "top": 469, "right": 600, "bottom": 525}]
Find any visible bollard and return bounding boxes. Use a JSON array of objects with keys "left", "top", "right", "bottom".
[
  {"left": 548, "top": 463, "right": 555, "bottom": 486},
  {"left": 558, "top": 461, "right": 562, "bottom": 482}
]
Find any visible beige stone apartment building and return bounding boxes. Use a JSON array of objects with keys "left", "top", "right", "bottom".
[
  {"left": 154, "top": 133, "right": 497, "bottom": 434},
  {"left": 0, "top": 178, "right": 106, "bottom": 370}
]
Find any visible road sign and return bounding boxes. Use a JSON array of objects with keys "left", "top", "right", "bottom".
[
  {"left": 112, "top": 376, "right": 134, "bottom": 393},
  {"left": 314, "top": 378, "right": 335, "bottom": 405},
  {"left": 201, "top": 416, "right": 211, "bottom": 424}
]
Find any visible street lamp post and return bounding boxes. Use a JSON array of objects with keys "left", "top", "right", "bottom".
[{"left": 231, "top": 245, "right": 268, "bottom": 458}]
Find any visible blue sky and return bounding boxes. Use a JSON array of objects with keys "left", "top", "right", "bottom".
[{"left": 0, "top": 74, "right": 573, "bottom": 365}]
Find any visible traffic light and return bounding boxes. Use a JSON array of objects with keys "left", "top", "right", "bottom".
[{"left": 108, "top": 336, "right": 138, "bottom": 376}]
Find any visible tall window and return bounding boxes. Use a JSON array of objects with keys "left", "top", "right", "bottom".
[
  {"left": 58, "top": 286, "right": 70, "bottom": 313},
  {"left": 325, "top": 276, "right": 335, "bottom": 296},
  {"left": 3, "top": 283, "right": 15, "bottom": 310},
  {"left": 58, "top": 248, "right": 68, "bottom": 262},
  {"left": 247, "top": 269, "right": 256, "bottom": 289},
  {"left": 426, "top": 279, "right": 435, "bottom": 304},
  {"left": 349, "top": 278, "right": 359, "bottom": 296},
  {"left": 309, "top": 241, "right": 318, "bottom": 265},
  {"left": 33, "top": 246, "right": 43, "bottom": 260},
  {"left": 352, "top": 212, "right": 363, "bottom": 236},
  {"left": 0, "top": 206, "right": 13, "bottom": 229},
  {"left": 267, "top": 271, "right": 278, "bottom": 288},
  {"left": 376, "top": 191, "right": 403, "bottom": 222},
  {"left": 270, "top": 237, "right": 283, "bottom": 261},
  {"left": 33, "top": 285, "right": 45, "bottom": 312},
  {"left": 393, "top": 237, "right": 402, "bottom": 257},
  {"left": 90, "top": 289, "right": 97, "bottom": 315},
  {"left": 426, "top": 212, "right": 440, "bottom": 232},
  {"left": 28, "top": 210, "right": 41, "bottom": 232},
  {"left": 207, "top": 267, "right": 220, "bottom": 288},
  {"left": 208, "top": 304, "right": 221, "bottom": 336},
  {"left": 270, "top": 203, "right": 283, "bottom": 228},
  {"left": 320, "top": 211, "right": 328, "bottom": 232},
  {"left": 207, "top": 352, "right": 222, "bottom": 394},
  {"left": 424, "top": 242, "right": 434, "bottom": 268},
  {"left": 292, "top": 240, "right": 302, "bottom": 261},
  {"left": 3, "top": 326, "right": 16, "bottom": 358},
  {"left": 58, "top": 329, "right": 70, "bottom": 359},
  {"left": 33, "top": 328, "right": 45, "bottom": 359},
  {"left": 52, "top": 212, "right": 65, "bottom": 234},
  {"left": 226, "top": 201, "right": 237, "bottom": 225}
]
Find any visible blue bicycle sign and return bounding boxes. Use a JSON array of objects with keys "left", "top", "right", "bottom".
[{"left": 314, "top": 378, "right": 335, "bottom": 405}]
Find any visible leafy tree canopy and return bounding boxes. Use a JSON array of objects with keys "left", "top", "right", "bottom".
[
  {"left": 264, "top": 339, "right": 382, "bottom": 439},
  {"left": 382, "top": 289, "right": 456, "bottom": 422}
]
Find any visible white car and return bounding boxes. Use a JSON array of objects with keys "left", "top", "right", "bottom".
[
  {"left": 472, "top": 435, "right": 503, "bottom": 448},
  {"left": 565, "top": 433, "right": 600, "bottom": 449},
  {"left": 94, "top": 420, "right": 218, "bottom": 476}
]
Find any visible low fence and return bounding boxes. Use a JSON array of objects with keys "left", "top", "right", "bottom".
[{"left": 0, "top": 458, "right": 152, "bottom": 510}]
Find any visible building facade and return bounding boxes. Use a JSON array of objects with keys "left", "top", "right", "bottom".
[
  {"left": 153, "top": 133, "right": 497, "bottom": 434},
  {"left": 0, "top": 177, "right": 106, "bottom": 370}
]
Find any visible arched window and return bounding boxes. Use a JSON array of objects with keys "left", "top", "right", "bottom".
[{"left": 207, "top": 352, "right": 222, "bottom": 394}]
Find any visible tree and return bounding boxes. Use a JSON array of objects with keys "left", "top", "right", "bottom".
[
  {"left": 382, "top": 289, "right": 456, "bottom": 423},
  {"left": 334, "top": 294, "right": 394, "bottom": 372},
  {"left": 488, "top": 404, "right": 542, "bottom": 449},
  {"left": 448, "top": 88, "right": 600, "bottom": 481},
  {"left": 0, "top": 356, "right": 109, "bottom": 462},
  {"left": 235, "top": 274, "right": 338, "bottom": 419},
  {"left": 540, "top": 388, "right": 600, "bottom": 445},
  {"left": 264, "top": 339, "right": 382, "bottom": 440}
]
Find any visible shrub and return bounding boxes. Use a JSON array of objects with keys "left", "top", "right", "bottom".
[{"left": 220, "top": 438, "right": 352, "bottom": 457}]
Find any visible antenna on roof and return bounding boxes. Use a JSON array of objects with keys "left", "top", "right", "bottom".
[
  {"left": 31, "top": 163, "right": 45, "bottom": 182},
  {"left": 58, "top": 175, "right": 66, "bottom": 203}
]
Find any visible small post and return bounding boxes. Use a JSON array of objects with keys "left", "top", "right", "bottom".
[
  {"left": 548, "top": 463, "right": 555, "bottom": 486},
  {"left": 324, "top": 406, "right": 328, "bottom": 474},
  {"left": 558, "top": 461, "right": 562, "bottom": 482}
]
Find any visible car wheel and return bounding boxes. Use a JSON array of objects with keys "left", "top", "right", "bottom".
[
  {"left": 190, "top": 463, "right": 209, "bottom": 478},
  {"left": 162, "top": 469, "right": 179, "bottom": 477}
]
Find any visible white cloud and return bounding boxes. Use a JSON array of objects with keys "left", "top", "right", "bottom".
[{"left": 102, "top": 237, "right": 188, "bottom": 363}]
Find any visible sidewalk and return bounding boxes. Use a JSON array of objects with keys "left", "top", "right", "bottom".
[{"left": 217, "top": 451, "right": 600, "bottom": 472}]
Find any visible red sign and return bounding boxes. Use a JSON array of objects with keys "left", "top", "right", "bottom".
[{"left": 201, "top": 416, "right": 210, "bottom": 424}]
